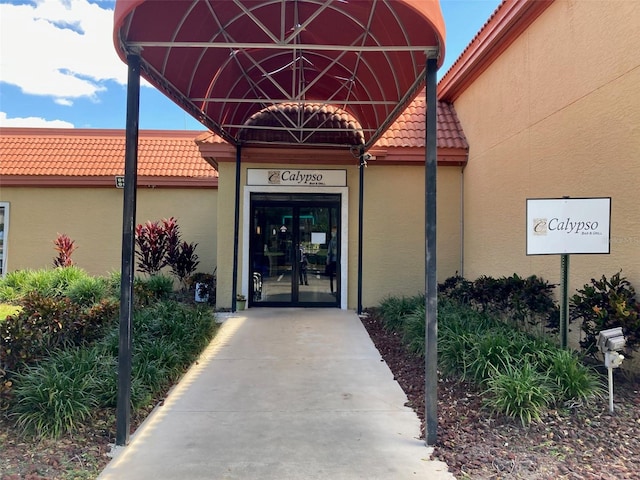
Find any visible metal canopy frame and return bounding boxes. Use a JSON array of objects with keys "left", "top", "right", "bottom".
[
  {"left": 114, "top": 0, "right": 445, "bottom": 148},
  {"left": 113, "top": 0, "right": 445, "bottom": 449}
]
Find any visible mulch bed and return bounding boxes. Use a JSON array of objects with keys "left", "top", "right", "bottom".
[{"left": 360, "top": 309, "right": 640, "bottom": 480}]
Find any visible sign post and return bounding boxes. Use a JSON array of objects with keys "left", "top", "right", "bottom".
[
  {"left": 560, "top": 254, "right": 570, "bottom": 348},
  {"left": 526, "top": 197, "right": 611, "bottom": 347}
]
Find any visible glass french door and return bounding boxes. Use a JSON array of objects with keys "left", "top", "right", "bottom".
[{"left": 250, "top": 193, "right": 340, "bottom": 307}]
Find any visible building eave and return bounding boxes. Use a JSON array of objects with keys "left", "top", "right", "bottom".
[
  {"left": 0, "top": 175, "right": 218, "bottom": 189},
  {"left": 438, "top": 0, "right": 554, "bottom": 102}
]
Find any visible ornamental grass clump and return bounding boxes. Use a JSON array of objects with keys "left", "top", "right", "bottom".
[
  {"left": 484, "top": 363, "right": 552, "bottom": 427},
  {"left": 465, "top": 330, "right": 516, "bottom": 384},
  {"left": 402, "top": 304, "right": 426, "bottom": 356},
  {"left": 378, "top": 294, "right": 425, "bottom": 333},
  {"left": 133, "top": 275, "right": 175, "bottom": 306},
  {"left": 375, "top": 292, "right": 608, "bottom": 427},
  {"left": 66, "top": 275, "right": 109, "bottom": 307},
  {"left": 9, "top": 300, "right": 218, "bottom": 438},
  {"left": 546, "top": 349, "right": 604, "bottom": 403},
  {"left": 11, "top": 348, "right": 100, "bottom": 438},
  {"left": 0, "top": 266, "right": 88, "bottom": 302}
]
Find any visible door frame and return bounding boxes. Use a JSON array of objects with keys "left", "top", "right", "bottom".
[{"left": 243, "top": 185, "right": 349, "bottom": 309}]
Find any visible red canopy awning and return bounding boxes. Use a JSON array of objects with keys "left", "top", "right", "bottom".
[{"left": 114, "top": 0, "right": 445, "bottom": 148}]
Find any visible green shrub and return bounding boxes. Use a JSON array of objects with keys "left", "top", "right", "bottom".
[
  {"left": 439, "top": 300, "right": 501, "bottom": 380},
  {"left": 89, "top": 350, "right": 118, "bottom": 408},
  {"left": 0, "top": 293, "right": 82, "bottom": 371},
  {"left": 466, "top": 330, "right": 516, "bottom": 384},
  {"left": 36, "top": 267, "right": 88, "bottom": 298},
  {"left": 484, "top": 363, "right": 552, "bottom": 426},
  {"left": 438, "top": 296, "right": 500, "bottom": 332},
  {"left": 570, "top": 271, "right": 639, "bottom": 357},
  {"left": 66, "top": 276, "right": 108, "bottom": 307},
  {"left": 0, "top": 285, "right": 20, "bottom": 303},
  {"left": 401, "top": 304, "right": 426, "bottom": 356},
  {"left": 0, "top": 303, "right": 21, "bottom": 320},
  {"left": 145, "top": 273, "right": 174, "bottom": 299},
  {"left": 106, "top": 270, "right": 122, "bottom": 296},
  {"left": 439, "top": 326, "right": 474, "bottom": 378},
  {"left": 1, "top": 269, "right": 32, "bottom": 291},
  {"left": 96, "top": 327, "right": 120, "bottom": 357},
  {"left": 133, "top": 301, "right": 216, "bottom": 362},
  {"left": 546, "top": 349, "right": 604, "bottom": 403},
  {"left": 134, "top": 275, "right": 174, "bottom": 306},
  {"left": 377, "top": 294, "right": 607, "bottom": 422},
  {"left": 0, "top": 267, "right": 89, "bottom": 301},
  {"left": 378, "top": 294, "right": 424, "bottom": 333},
  {"left": 77, "top": 299, "right": 120, "bottom": 344},
  {"left": 5, "top": 293, "right": 217, "bottom": 437},
  {"left": 21, "top": 269, "right": 64, "bottom": 298},
  {"left": 134, "top": 340, "right": 181, "bottom": 388},
  {"left": 127, "top": 301, "right": 217, "bottom": 408},
  {"left": 11, "top": 348, "right": 99, "bottom": 438},
  {"left": 438, "top": 274, "right": 473, "bottom": 304},
  {"left": 0, "top": 292, "right": 118, "bottom": 373},
  {"left": 439, "top": 273, "right": 559, "bottom": 335}
]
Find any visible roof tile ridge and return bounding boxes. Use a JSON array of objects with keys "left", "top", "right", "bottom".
[
  {"left": 438, "top": 0, "right": 553, "bottom": 102},
  {"left": 439, "top": 0, "right": 505, "bottom": 81}
]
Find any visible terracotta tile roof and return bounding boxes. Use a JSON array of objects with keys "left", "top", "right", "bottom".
[
  {"left": 1, "top": 96, "right": 468, "bottom": 178},
  {"left": 374, "top": 94, "right": 469, "bottom": 150},
  {"left": 0, "top": 128, "right": 218, "bottom": 179}
]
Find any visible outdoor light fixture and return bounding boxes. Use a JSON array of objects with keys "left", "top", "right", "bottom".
[{"left": 597, "top": 327, "right": 626, "bottom": 413}]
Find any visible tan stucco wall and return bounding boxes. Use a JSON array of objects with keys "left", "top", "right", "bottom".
[
  {"left": 0, "top": 187, "right": 217, "bottom": 277},
  {"left": 215, "top": 162, "right": 462, "bottom": 310},
  {"left": 215, "top": 162, "right": 239, "bottom": 308},
  {"left": 453, "top": 0, "right": 640, "bottom": 294},
  {"left": 362, "top": 165, "right": 462, "bottom": 306}
]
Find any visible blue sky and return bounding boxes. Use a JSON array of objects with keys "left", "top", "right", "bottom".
[{"left": 0, "top": 0, "right": 501, "bottom": 130}]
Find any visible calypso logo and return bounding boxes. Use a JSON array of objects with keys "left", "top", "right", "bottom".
[
  {"left": 268, "top": 171, "right": 282, "bottom": 184},
  {"left": 269, "top": 170, "right": 324, "bottom": 185},
  {"left": 533, "top": 218, "right": 548, "bottom": 235},
  {"left": 534, "top": 217, "right": 601, "bottom": 235}
]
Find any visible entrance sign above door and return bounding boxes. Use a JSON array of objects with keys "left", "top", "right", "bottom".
[
  {"left": 526, "top": 197, "right": 612, "bottom": 255},
  {"left": 247, "top": 169, "right": 347, "bottom": 187}
]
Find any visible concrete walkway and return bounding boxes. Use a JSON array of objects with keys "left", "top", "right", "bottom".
[{"left": 98, "top": 308, "right": 454, "bottom": 480}]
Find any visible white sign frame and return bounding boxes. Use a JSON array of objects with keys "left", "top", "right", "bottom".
[
  {"left": 247, "top": 168, "right": 346, "bottom": 187},
  {"left": 526, "top": 197, "right": 611, "bottom": 255}
]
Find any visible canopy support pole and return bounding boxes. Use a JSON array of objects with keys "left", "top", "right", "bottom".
[
  {"left": 232, "top": 144, "right": 242, "bottom": 311},
  {"left": 425, "top": 56, "right": 438, "bottom": 446},
  {"left": 116, "top": 54, "right": 140, "bottom": 447},
  {"left": 357, "top": 146, "right": 365, "bottom": 314}
]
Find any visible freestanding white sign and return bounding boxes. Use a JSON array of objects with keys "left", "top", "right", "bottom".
[{"left": 526, "top": 197, "right": 611, "bottom": 255}]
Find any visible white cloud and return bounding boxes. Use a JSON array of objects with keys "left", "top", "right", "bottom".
[
  {"left": 0, "top": 111, "right": 74, "bottom": 128},
  {"left": 0, "top": 0, "right": 128, "bottom": 105},
  {"left": 54, "top": 97, "right": 73, "bottom": 106}
]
